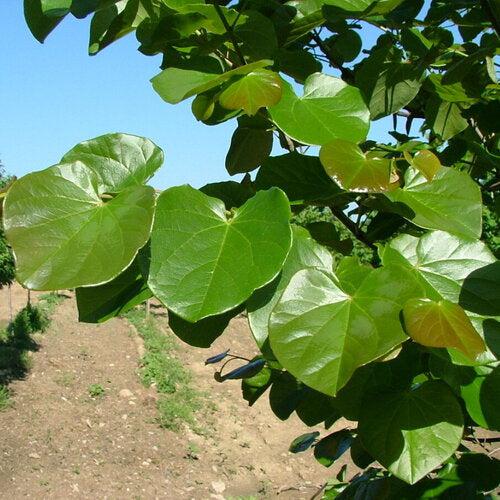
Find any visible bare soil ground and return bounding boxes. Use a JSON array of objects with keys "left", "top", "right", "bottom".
[{"left": 0, "top": 285, "right": 352, "bottom": 499}]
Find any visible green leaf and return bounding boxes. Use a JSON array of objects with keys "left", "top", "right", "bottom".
[
  {"left": 76, "top": 258, "right": 152, "bottom": 323},
  {"left": 425, "top": 97, "right": 468, "bottom": 141},
  {"left": 403, "top": 299, "right": 486, "bottom": 361},
  {"left": 480, "top": 366, "right": 500, "bottom": 431},
  {"left": 425, "top": 74, "right": 478, "bottom": 104},
  {"left": 225, "top": 116, "right": 273, "bottom": 175},
  {"left": 24, "top": 0, "right": 67, "bottom": 42},
  {"left": 148, "top": 186, "right": 292, "bottom": 322},
  {"left": 199, "top": 181, "right": 254, "bottom": 209},
  {"left": 247, "top": 226, "right": 333, "bottom": 358},
  {"left": 356, "top": 44, "right": 424, "bottom": 120},
  {"left": 255, "top": 152, "right": 343, "bottom": 203},
  {"left": 61, "top": 133, "right": 164, "bottom": 193},
  {"left": 380, "top": 231, "right": 497, "bottom": 310},
  {"left": 89, "top": 0, "right": 148, "bottom": 55},
  {"left": 326, "top": 30, "right": 362, "bottom": 64},
  {"left": 268, "top": 73, "right": 370, "bottom": 146},
  {"left": 274, "top": 48, "right": 322, "bottom": 84},
  {"left": 322, "top": 0, "right": 404, "bottom": 15},
  {"left": 41, "top": 0, "right": 72, "bottom": 17},
  {"left": 219, "top": 70, "right": 282, "bottom": 116},
  {"left": 406, "top": 149, "right": 441, "bottom": 181},
  {"left": 241, "top": 365, "right": 273, "bottom": 406},
  {"left": 269, "top": 264, "right": 424, "bottom": 395},
  {"left": 358, "top": 381, "right": 464, "bottom": 484},
  {"left": 234, "top": 10, "right": 278, "bottom": 60},
  {"left": 386, "top": 167, "right": 482, "bottom": 239},
  {"left": 458, "top": 365, "right": 500, "bottom": 430},
  {"left": 4, "top": 163, "right": 155, "bottom": 290},
  {"left": 168, "top": 306, "right": 242, "bottom": 348},
  {"left": 314, "top": 430, "right": 354, "bottom": 467},
  {"left": 320, "top": 139, "right": 392, "bottom": 192},
  {"left": 151, "top": 59, "right": 273, "bottom": 105}
]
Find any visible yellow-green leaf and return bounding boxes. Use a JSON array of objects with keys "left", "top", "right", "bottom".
[
  {"left": 320, "top": 139, "right": 392, "bottom": 192},
  {"left": 404, "top": 150, "right": 441, "bottom": 181},
  {"left": 403, "top": 299, "right": 487, "bottom": 361},
  {"left": 219, "top": 69, "right": 282, "bottom": 116}
]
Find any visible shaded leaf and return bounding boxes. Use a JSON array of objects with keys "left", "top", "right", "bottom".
[
  {"left": 314, "top": 430, "right": 354, "bottom": 467},
  {"left": 359, "top": 381, "right": 463, "bottom": 484},
  {"left": 76, "top": 258, "right": 152, "bottom": 323},
  {"left": 255, "top": 152, "right": 343, "bottom": 203}
]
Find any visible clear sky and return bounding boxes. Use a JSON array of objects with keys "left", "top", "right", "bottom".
[{"left": 1, "top": 2, "right": 392, "bottom": 189}]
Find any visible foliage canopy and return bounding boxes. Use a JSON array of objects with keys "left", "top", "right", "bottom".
[{"left": 6, "top": 0, "right": 500, "bottom": 495}]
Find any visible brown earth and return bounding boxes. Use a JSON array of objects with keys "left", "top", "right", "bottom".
[{"left": 0, "top": 285, "right": 354, "bottom": 499}]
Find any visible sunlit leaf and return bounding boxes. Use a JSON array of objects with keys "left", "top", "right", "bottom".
[
  {"left": 320, "top": 139, "right": 392, "bottom": 192},
  {"left": 148, "top": 186, "right": 292, "bottom": 322},
  {"left": 403, "top": 298, "right": 486, "bottom": 360},
  {"left": 269, "top": 73, "right": 370, "bottom": 146}
]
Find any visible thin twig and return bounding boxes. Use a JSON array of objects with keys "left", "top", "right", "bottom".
[
  {"left": 330, "top": 206, "right": 376, "bottom": 250},
  {"left": 311, "top": 30, "right": 354, "bottom": 83},
  {"left": 213, "top": 1, "right": 246, "bottom": 66}
]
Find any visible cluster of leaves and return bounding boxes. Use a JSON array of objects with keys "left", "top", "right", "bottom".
[{"left": 10, "top": 0, "right": 500, "bottom": 495}]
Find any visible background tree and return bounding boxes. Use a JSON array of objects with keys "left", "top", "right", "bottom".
[{"left": 3, "top": 0, "right": 499, "bottom": 496}]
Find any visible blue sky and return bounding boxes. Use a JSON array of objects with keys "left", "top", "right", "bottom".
[{"left": 1, "top": 3, "right": 392, "bottom": 189}]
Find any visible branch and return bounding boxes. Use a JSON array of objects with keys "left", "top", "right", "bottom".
[
  {"left": 311, "top": 31, "right": 355, "bottom": 83},
  {"left": 213, "top": 1, "right": 246, "bottom": 66},
  {"left": 330, "top": 206, "right": 376, "bottom": 251}
]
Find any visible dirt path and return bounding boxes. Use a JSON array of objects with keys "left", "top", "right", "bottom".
[{"left": 0, "top": 287, "right": 351, "bottom": 499}]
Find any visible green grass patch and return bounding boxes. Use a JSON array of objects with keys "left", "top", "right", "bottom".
[
  {"left": 125, "top": 308, "right": 205, "bottom": 432},
  {"left": 38, "top": 292, "right": 67, "bottom": 316},
  {"left": 0, "top": 385, "right": 10, "bottom": 411},
  {"left": 88, "top": 383, "right": 105, "bottom": 398}
]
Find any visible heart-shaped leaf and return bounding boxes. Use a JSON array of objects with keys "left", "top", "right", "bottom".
[
  {"left": 4, "top": 162, "right": 155, "bottom": 290},
  {"left": 148, "top": 186, "right": 292, "bottom": 322},
  {"left": 403, "top": 299, "right": 486, "bottom": 360},
  {"left": 219, "top": 69, "right": 282, "bottom": 116},
  {"left": 76, "top": 258, "right": 152, "bottom": 323},
  {"left": 247, "top": 225, "right": 333, "bottom": 358},
  {"left": 386, "top": 167, "right": 482, "bottom": 239},
  {"left": 151, "top": 59, "right": 273, "bottom": 104},
  {"left": 62, "top": 133, "right": 164, "bottom": 193},
  {"left": 320, "top": 139, "right": 392, "bottom": 192},
  {"left": 380, "top": 231, "right": 497, "bottom": 310},
  {"left": 268, "top": 73, "right": 370, "bottom": 146},
  {"left": 269, "top": 263, "right": 425, "bottom": 395},
  {"left": 359, "top": 381, "right": 463, "bottom": 484}
]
